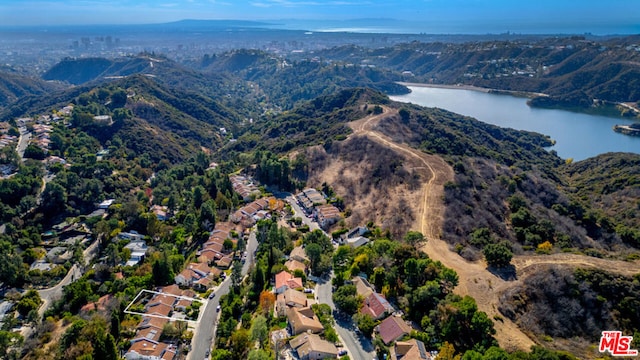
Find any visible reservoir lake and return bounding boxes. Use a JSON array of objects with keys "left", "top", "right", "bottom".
[{"left": 390, "top": 86, "right": 640, "bottom": 161}]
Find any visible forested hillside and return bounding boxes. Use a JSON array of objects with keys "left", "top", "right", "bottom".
[
  {"left": 499, "top": 267, "right": 640, "bottom": 358},
  {"left": 1, "top": 43, "right": 639, "bottom": 360},
  {"left": 196, "top": 49, "right": 408, "bottom": 109},
  {"left": 226, "top": 88, "right": 388, "bottom": 155},
  {"left": 0, "top": 70, "right": 62, "bottom": 108},
  {"left": 305, "top": 36, "right": 640, "bottom": 110},
  {"left": 562, "top": 153, "right": 640, "bottom": 244}
]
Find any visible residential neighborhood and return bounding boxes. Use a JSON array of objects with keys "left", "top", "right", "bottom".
[{"left": 0, "top": 114, "right": 434, "bottom": 360}]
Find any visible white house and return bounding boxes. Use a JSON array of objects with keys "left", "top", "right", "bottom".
[
  {"left": 346, "top": 236, "right": 370, "bottom": 248},
  {"left": 124, "top": 240, "right": 148, "bottom": 266},
  {"left": 118, "top": 230, "right": 144, "bottom": 242}
]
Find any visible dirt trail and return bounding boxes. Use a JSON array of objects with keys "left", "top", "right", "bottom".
[{"left": 348, "top": 106, "right": 640, "bottom": 352}]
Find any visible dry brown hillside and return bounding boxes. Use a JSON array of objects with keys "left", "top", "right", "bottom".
[{"left": 305, "top": 105, "right": 640, "bottom": 354}]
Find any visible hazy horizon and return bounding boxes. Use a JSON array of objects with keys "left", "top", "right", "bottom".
[{"left": 1, "top": 0, "right": 639, "bottom": 35}]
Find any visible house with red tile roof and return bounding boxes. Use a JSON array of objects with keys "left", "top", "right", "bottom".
[
  {"left": 149, "top": 294, "right": 177, "bottom": 308},
  {"left": 274, "top": 270, "right": 304, "bottom": 294},
  {"left": 174, "top": 298, "right": 193, "bottom": 312},
  {"left": 216, "top": 255, "right": 233, "bottom": 269},
  {"left": 137, "top": 316, "right": 169, "bottom": 332},
  {"left": 146, "top": 303, "right": 172, "bottom": 318},
  {"left": 198, "top": 249, "right": 222, "bottom": 264},
  {"left": 80, "top": 294, "right": 114, "bottom": 313},
  {"left": 132, "top": 325, "right": 163, "bottom": 343},
  {"left": 361, "top": 292, "right": 394, "bottom": 320},
  {"left": 159, "top": 285, "right": 182, "bottom": 297},
  {"left": 174, "top": 269, "right": 199, "bottom": 287},
  {"left": 125, "top": 339, "right": 176, "bottom": 360},
  {"left": 174, "top": 262, "right": 218, "bottom": 289},
  {"left": 203, "top": 240, "right": 224, "bottom": 253},
  {"left": 377, "top": 315, "right": 412, "bottom": 345}
]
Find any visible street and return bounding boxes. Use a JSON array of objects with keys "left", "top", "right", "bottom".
[
  {"left": 285, "top": 195, "right": 320, "bottom": 232},
  {"left": 36, "top": 234, "right": 101, "bottom": 318},
  {"left": 187, "top": 230, "right": 258, "bottom": 360},
  {"left": 316, "top": 274, "right": 376, "bottom": 360},
  {"left": 286, "top": 195, "right": 376, "bottom": 359},
  {"left": 16, "top": 126, "right": 30, "bottom": 160}
]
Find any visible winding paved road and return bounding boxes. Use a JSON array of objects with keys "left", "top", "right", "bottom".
[
  {"left": 37, "top": 234, "right": 101, "bottom": 318},
  {"left": 188, "top": 230, "right": 258, "bottom": 360},
  {"left": 316, "top": 275, "right": 375, "bottom": 360},
  {"left": 286, "top": 195, "right": 375, "bottom": 359}
]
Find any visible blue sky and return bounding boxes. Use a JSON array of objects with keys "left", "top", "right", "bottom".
[{"left": 1, "top": 0, "right": 638, "bottom": 34}]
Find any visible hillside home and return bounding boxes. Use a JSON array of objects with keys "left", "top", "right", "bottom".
[
  {"left": 124, "top": 240, "right": 148, "bottom": 266},
  {"left": 378, "top": 315, "right": 412, "bottom": 345},
  {"left": 98, "top": 199, "right": 115, "bottom": 209},
  {"left": 125, "top": 339, "right": 176, "bottom": 360},
  {"left": 80, "top": 294, "right": 114, "bottom": 314},
  {"left": 346, "top": 236, "right": 370, "bottom": 248},
  {"left": 46, "top": 246, "right": 72, "bottom": 264},
  {"left": 118, "top": 230, "right": 144, "bottom": 242},
  {"left": 284, "top": 259, "right": 307, "bottom": 274},
  {"left": 361, "top": 292, "right": 394, "bottom": 320},
  {"left": 150, "top": 205, "right": 169, "bottom": 221},
  {"left": 290, "top": 246, "right": 309, "bottom": 263},
  {"left": 289, "top": 333, "right": 338, "bottom": 360},
  {"left": 274, "top": 270, "right": 304, "bottom": 294},
  {"left": 279, "top": 288, "right": 309, "bottom": 308},
  {"left": 391, "top": 339, "right": 432, "bottom": 360},
  {"left": 350, "top": 276, "right": 375, "bottom": 298},
  {"left": 287, "top": 307, "right": 324, "bottom": 335},
  {"left": 315, "top": 204, "right": 341, "bottom": 229}
]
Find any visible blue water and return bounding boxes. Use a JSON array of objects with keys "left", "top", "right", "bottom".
[{"left": 390, "top": 86, "right": 640, "bottom": 161}]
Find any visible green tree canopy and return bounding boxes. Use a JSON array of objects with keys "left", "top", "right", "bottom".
[{"left": 483, "top": 243, "right": 513, "bottom": 268}]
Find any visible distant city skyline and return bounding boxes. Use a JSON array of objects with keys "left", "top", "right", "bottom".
[{"left": 1, "top": 0, "right": 639, "bottom": 34}]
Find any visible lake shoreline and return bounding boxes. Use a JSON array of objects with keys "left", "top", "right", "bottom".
[
  {"left": 397, "top": 82, "right": 547, "bottom": 98},
  {"left": 391, "top": 86, "right": 640, "bottom": 161},
  {"left": 398, "top": 82, "right": 640, "bottom": 120}
]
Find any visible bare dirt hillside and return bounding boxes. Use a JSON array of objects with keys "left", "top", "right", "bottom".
[
  {"left": 305, "top": 136, "right": 424, "bottom": 240},
  {"left": 347, "top": 107, "right": 538, "bottom": 351},
  {"left": 312, "top": 105, "right": 640, "bottom": 352}
]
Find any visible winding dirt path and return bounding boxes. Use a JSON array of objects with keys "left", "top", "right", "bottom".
[{"left": 348, "top": 106, "right": 640, "bottom": 352}]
